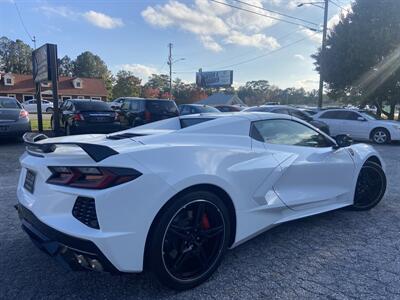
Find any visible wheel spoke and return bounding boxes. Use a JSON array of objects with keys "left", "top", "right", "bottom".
[
  {"left": 194, "top": 202, "right": 206, "bottom": 227},
  {"left": 202, "top": 225, "right": 224, "bottom": 238},
  {"left": 169, "top": 224, "right": 190, "bottom": 240},
  {"left": 173, "top": 251, "right": 189, "bottom": 270}
]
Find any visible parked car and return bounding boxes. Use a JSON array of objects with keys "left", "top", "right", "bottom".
[
  {"left": 51, "top": 99, "right": 121, "bottom": 135},
  {"left": 22, "top": 99, "right": 54, "bottom": 113},
  {"left": 214, "top": 105, "right": 245, "bottom": 112},
  {"left": 179, "top": 104, "right": 220, "bottom": 115},
  {"left": 118, "top": 98, "right": 179, "bottom": 127},
  {"left": 314, "top": 109, "right": 400, "bottom": 144},
  {"left": 19, "top": 112, "right": 386, "bottom": 290},
  {"left": 0, "top": 96, "right": 31, "bottom": 138},
  {"left": 109, "top": 97, "right": 125, "bottom": 110},
  {"left": 243, "top": 105, "right": 330, "bottom": 134}
]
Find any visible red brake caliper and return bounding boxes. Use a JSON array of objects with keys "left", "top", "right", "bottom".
[{"left": 201, "top": 213, "right": 210, "bottom": 230}]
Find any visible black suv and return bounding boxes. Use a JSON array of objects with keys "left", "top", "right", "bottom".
[
  {"left": 117, "top": 98, "right": 179, "bottom": 127},
  {"left": 51, "top": 99, "right": 121, "bottom": 135}
]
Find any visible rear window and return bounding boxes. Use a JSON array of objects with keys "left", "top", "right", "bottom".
[
  {"left": 74, "top": 101, "right": 110, "bottom": 111},
  {"left": 199, "top": 106, "right": 220, "bottom": 113},
  {"left": 180, "top": 118, "right": 214, "bottom": 128},
  {"left": 145, "top": 100, "right": 178, "bottom": 114},
  {"left": 244, "top": 106, "right": 271, "bottom": 112},
  {"left": 0, "top": 97, "right": 20, "bottom": 109}
]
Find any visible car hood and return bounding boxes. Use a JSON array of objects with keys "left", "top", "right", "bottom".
[{"left": 373, "top": 120, "right": 400, "bottom": 126}]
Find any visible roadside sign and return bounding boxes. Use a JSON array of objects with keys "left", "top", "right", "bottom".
[
  {"left": 32, "top": 44, "right": 49, "bottom": 83},
  {"left": 196, "top": 70, "right": 233, "bottom": 88}
]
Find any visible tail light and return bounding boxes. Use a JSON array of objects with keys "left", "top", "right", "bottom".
[
  {"left": 19, "top": 110, "right": 29, "bottom": 119},
  {"left": 144, "top": 111, "right": 152, "bottom": 121},
  {"left": 73, "top": 113, "right": 85, "bottom": 121},
  {"left": 47, "top": 166, "right": 142, "bottom": 189}
]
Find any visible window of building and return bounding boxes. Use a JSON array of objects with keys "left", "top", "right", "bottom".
[
  {"left": 7, "top": 94, "right": 16, "bottom": 98},
  {"left": 23, "top": 95, "right": 34, "bottom": 101},
  {"left": 91, "top": 97, "right": 101, "bottom": 100},
  {"left": 62, "top": 96, "right": 72, "bottom": 101}
]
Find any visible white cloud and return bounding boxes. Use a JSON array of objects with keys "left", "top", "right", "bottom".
[
  {"left": 39, "top": 6, "right": 77, "bottom": 19},
  {"left": 83, "top": 11, "right": 123, "bottom": 29},
  {"left": 294, "top": 77, "right": 319, "bottom": 91},
  {"left": 118, "top": 64, "right": 158, "bottom": 81},
  {"left": 141, "top": 0, "right": 278, "bottom": 52},
  {"left": 294, "top": 54, "right": 305, "bottom": 61},
  {"left": 287, "top": 0, "right": 299, "bottom": 10},
  {"left": 199, "top": 36, "right": 223, "bottom": 52},
  {"left": 301, "top": 28, "right": 322, "bottom": 44},
  {"left": 38, "top": 6, "right": 123, "bottom": 29},
  {"left": 328, "top": 4, "right": 352, "bottom": 29},
  {"left": 225, "top": 31, "right": 280, "bottom": 50}
]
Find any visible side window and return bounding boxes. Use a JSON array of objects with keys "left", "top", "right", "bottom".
[
  {"left": 289, "top": 109, "right": 310, "bottom": 121},
  {"left": 121, "top": 100, "right": 130, "bottom": 110},
  {"left": 251, "top": 119, "right": 332, "bottom": 148},
  {"left": 319, "top": 110, "right": 349, "bottom": 120},
  {"left": 273, "top": 108, "right": 289, "bottom": 115},
  {"left": 344, "top": 111, "right": 361, "bottom": 120},
  {"left": 130, "top": 101, "right": 140, "bottom": 111},
  {"left": 181, "top": 106, "right": 190, "bottom": 115}
]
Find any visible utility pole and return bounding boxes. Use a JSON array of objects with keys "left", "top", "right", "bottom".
[
  {"left": 32, "top": 36, "right": 43, "bottom": 132},
  {"left": 318, "top": 0, "right": 329, "bottom": 109},
  {"left": 167, "top": 43, "right": 173, "bottom": 100}
]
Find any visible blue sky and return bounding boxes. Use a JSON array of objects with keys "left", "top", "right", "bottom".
[{"left": 0, "top": 0, "right": 351, "bottom": 90}]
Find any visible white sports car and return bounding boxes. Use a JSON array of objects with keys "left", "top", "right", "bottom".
[{"left": 16, "top": 112, "right": 386, "bottom": 290}]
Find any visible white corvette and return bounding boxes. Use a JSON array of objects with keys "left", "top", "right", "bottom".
[{"left": 16, "top": 112, "right": 386, "bottom": 290}]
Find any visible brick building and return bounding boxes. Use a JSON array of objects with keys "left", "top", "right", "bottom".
[{"left": 0, "top": 72, "right": 108, "bottom": 102}]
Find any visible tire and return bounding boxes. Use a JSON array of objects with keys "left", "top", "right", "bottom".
[
  {"left": 46, "top": 107, "right": 54, "bottom": 114},
  {"left": 371, "top": 128, "right": 391, "bottom": 144},
  {"left": 349, "top": 161, "right": 386, "bottom": 211},
  {"left": 147, "top": 191, "right": 231, "bottom": 290}
]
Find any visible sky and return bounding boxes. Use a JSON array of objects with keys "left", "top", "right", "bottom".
[{"left": 0, "top": 0, "right": 352, "bottom": 90}]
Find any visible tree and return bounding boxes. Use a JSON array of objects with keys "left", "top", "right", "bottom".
[
  {"left": 74, "top": 51, "right": 109, "bottom": 78},
  {"left": 74, "top": 51, "right": 114, "bottom": 99},
  {"left": 0, "top": 36, "right": 32, "bottom": 74},
  {"left": 58, "top": 55, "right": 75, "bottom": 77},
  {"left": 313, "top": 0, "right": 400, "bottom": 119},
  {"left": 145, "top": 74, "right": 170, "bottom": 93},
  {"left": 112, "top": 70, "right": 141, "bottom": 98}
]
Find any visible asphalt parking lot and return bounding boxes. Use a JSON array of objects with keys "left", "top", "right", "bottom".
[{"left": 1, "top": 140, "right": 400, "bottom": 299}]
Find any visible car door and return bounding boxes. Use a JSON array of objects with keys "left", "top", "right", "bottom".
[
  {"left": 317, "top": 110, "right": 346, "bottom": 137},
  {"left": 340, "top": 111, "right": 370, "bottom": 140},
  {"left": 252, "top": 119, "right": 355, "bottom": 211}
]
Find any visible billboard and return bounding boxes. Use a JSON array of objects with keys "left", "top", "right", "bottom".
[
  {"left": 32, "top": 44, "right": 49, "bottom": 83},
  {"left": 196, "top": 70, "right": 233, "bottom": 88}
]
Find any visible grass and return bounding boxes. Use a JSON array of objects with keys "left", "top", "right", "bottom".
[{"left": 29, "top": 113, "right": 52, "bottom": 131}]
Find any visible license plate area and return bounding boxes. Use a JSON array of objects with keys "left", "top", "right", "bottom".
[{"left": 24, "top": 169, "right": 36, "bottom": 194}]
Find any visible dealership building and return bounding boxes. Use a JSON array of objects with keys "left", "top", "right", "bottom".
[{"left": 0, "top": 72, "right": 108, "bottom": 102}]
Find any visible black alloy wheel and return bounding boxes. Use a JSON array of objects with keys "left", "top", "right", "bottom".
[
  {"left": 351, "top": 161, "right": 386, "bottom": 210},
  {"left": 147, "top": 191, "right": 230, "bottom": 290}
]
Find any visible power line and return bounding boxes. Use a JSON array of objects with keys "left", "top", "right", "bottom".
[
  {"left": 329, "top": 0, "right": 351, "bottom": 13},
  {"left": 231, "top": 0, "right": 319, "bottom": 26},
  {"left": 13, "top": 1, "right": 36, "bottom": 46},
  {"left": 174, "top": 32, "right": 317, "bottom": 73},
  {"left": 209, "top": 0, "right": 319, "bottom": 31}
]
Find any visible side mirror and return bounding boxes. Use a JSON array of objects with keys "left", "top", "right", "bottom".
[
  {"left": 333, "top": 134, "right": 353, "bottom": 149},
  {"left": 357, "top": 117, "right": 366, "bottom": 121}
]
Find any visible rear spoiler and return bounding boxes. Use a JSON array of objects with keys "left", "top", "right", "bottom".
[{"left": 23, "top": 133, "right": 119, "bottom": 162}]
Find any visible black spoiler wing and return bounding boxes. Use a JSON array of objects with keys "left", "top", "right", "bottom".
[{"left": 23, "top": 133, "right": 119, "bottom": 162}]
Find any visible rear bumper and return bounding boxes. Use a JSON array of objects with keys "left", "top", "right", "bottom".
[
  {"left": 0, "top": 121, "right": 31, "bottom": 137},
  {"left": 17, "top": 203, "right": 119, "bottom": 273}
]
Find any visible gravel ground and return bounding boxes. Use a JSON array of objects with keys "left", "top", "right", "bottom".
[{"left": 0, "top": 139, "right": 399, "bottom": 299}]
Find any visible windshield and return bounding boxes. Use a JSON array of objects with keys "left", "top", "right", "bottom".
[
  {"left": 0, "top": 98, "right": 20, "bottom": 109},
  {"left": 146, "top": 100, "right": 179, "bottom": 114},
  {"left": 199, "top": 106, "right": 220, "bottom": 113},
  {"left": 361, "top": 111, "right": 380, "bottom": 120},
  {"left": 180, "top": 118, "right": 214, "bottom": 128},
  {"left": 74, "top": 101, "right": 110, "bottom": 111}
]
